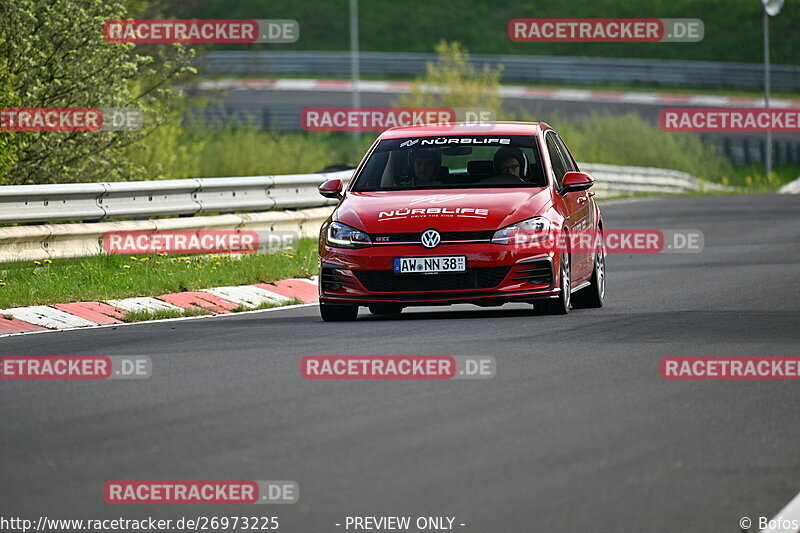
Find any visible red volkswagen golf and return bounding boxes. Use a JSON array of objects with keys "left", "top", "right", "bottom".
[{"left": 317, "top": 122, "right": 605, "bottom": 321}]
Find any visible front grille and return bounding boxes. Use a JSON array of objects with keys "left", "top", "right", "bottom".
[
  {"left": 511, "top": 259, "right": 552, "bottom": 286},
  {"left": 442, "top": 230, "right": 494, "bottom": 241},
  {"left": 354, "top": 267, "right": 511, "bottom": 292},
  {"left": 370, "top": 230, "right": 494, "bottom": 244}
]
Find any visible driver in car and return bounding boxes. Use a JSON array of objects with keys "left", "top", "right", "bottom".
[
  {"left": 408, "top": 147, "right": 442, "bottom": 186},
  {"left": 493, "top": 146, "right": 526, "bottom": 179}
]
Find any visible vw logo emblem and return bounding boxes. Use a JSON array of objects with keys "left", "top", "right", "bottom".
[{"left": 420, "top": 229, "right": 441, "bottom": 248}]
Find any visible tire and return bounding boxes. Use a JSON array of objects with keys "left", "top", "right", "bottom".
[
  {"left": 572, "top": 239, "right": 605, "bottom": 309},
  {"left": 319, "top": 303, "right": 359, "bottom": 321},
  {"left": 368, "top": 304, "right": 404, "bottom": 316},
  {"left": 534, "top": 251, "right": 570, "bottom": 315}
]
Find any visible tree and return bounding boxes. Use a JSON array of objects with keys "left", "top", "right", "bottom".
[
  {"left": 395, "top": 40, "right": 504, "bottom": 117},
  {"left": 0, "top": 0, "right": 195, "bottom": 184},
  {"left": 0, "top": 55, "right": 21, "bottom": 183}
]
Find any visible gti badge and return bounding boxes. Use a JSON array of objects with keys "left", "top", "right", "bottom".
[{"left": 421, "top": 229, "right": 441, "bottom": 249}]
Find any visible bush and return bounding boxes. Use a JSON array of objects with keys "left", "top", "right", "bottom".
[
  {"left": 395, "top": 41, "right": 731, "bottom": 181},
  {"left": 179, "top": 126, "right": 374, "bottom": 177},
  {"left": 395, "top": 40, "right": 503, "bottom": 115},
  {"left": 543, "top": 111, "right": 732, "bottom": 180},
  {"left": 0, "top": 0, "right": 194, "bottom": 185}
]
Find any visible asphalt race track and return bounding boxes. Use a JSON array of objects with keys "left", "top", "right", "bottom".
[
  {"left": 224, "top": 85, "right": 671, "bottom": 123},
  {"left": 1, "top": 194, "right": 799, "bottom": 532},
  {"left": 220, "top": 86, "right": 800, "bottom": 145}
]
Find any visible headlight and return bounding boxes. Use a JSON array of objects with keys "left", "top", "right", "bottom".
[
  {"left": 491, "top": 217, "right": 551, "bottom": 245},
  {"left": 326, "top": 221, "right": 372, "bottom": 248}
]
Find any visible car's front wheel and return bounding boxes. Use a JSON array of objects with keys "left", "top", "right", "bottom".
[
  {"left": 534, "top": 252, "right": 570, "bottom": 315},
  {"left": 320, "top": 303, "right": 359, "bottom": 321},
  {"left": 572, "top": 241, "right": 605, "bottom": 309}
]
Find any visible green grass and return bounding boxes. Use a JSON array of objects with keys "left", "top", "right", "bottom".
[
  {"left": 180, "top": 126, "right": 374, "bottom": 177},
  {"left": 133, "top": 112, "right": 797, "bottom": 194},
  {"left": 176, "top": 0, "right": 800, "bottom": 65},
  {"left": 512, "top": 109, "right": 731, "bottom": 181},
  {"left": 116, "top": 299, "right": 304, "bottom": 323},
  {"left": 230, "top": 298, "right": 303, "bottom": 313},
  {"left": 128, "top": 121, "right": 374, "bottom": 179},
  {"left": 717, "top": 164, "right": 800, "bottom": 191},
  {"left": 117, "top": 80, "right": 800, "bottom": 189},
  {"left": 173, "top": 103, "right": 797, "bottom": 191},
  {"left": 126, "top": 298, "right": 305, "bottom": 321},
  {"left": 0, "top": 238, "right": 318, "bottom": 308},
  {"left": 165, "top": 112, "right": 738, "bottom": 184},
  {"left": 121, "top": 307, "right": 213, "bottom": 323}
]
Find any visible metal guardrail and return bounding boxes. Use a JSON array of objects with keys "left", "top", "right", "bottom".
[
  {"left": 708, "top": 136, "right": 800, "bottom": 166},
  {"left": 584, "top": 163, "right": 729, "bottom": 195},
  {"left": 0, "top": 164, "right": 727, "bottom": 263},
  {"left": 0, "top": 209, "right": 336, "bottom": 263},
  {"left": 0, "top": 164, "right": 718, "bottom": 226},
  {"left": 195, "top": 51, "right": 800, "bottom": 91},
  {"left": 0, "top": 172, "right": 348, "bottom": 225}
]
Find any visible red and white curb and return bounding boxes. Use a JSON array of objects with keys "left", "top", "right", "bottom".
[
  {"left": 197, "top": 78, "right": 800, "bottom": 108},
  {"left": 0, "top": 278, "right": 318, "bottom": 337}
]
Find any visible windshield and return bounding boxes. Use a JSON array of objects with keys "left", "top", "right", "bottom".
[{"left": 351, "top": 135, "right": 546, "bottom": 191}]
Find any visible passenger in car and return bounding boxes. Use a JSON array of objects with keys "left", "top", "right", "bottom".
[{"left": 493, "top": 146, "right": 526, "bottom": 178}]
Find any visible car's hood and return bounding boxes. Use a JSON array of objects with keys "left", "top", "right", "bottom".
[{"left": 335, "top": 189, "right": 551, "bottom": 233}]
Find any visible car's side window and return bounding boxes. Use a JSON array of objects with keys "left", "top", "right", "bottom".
[
  {"left": 554, "top": 135, "right": 578, "bottom": 173},
  {"left": 545, "top": 132, "right": 567, "bottom": 189}
]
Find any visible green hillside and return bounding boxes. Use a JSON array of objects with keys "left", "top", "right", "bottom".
[{"left": 172, "top": 0, "right": 799, "bottom": 64}]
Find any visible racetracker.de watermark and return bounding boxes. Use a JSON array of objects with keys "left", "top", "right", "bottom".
[
  {"left": 660, "top": 357, "right": 800, "bottom": 380},
  {"left": 104, "top": 480, "right": 298, "bottom": 504},
  {"left": 660, "top": 108, "right": 800, "bottom": 132},
  {"left": 103, "top": 230, "right": 298, "bottom": 255},
  {"left": 503, "top": 229, "right": 704, "bottom": 254},
  {"left": 509, "top": 18, "right": 703, "bottom": 43},
  {"left": 300, "top": 107, "right": 497, "bottom": 132},
  {"left": 301, "top": 356, "right": 495, "bottom": 379},
  {"left": 0, "top": 356, "right": 151, "bottom": 379},
  {"left": 0, "top": 107, "right": 142, "bottom": 131},
  {"left": 104, "top": 19, "right": 298, "bottom": 43},
  {"left": 0, "top": 516, "right": 279, "bottom": 532}
]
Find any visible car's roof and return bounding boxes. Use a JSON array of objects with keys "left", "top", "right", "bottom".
[{"left": 379, "top": 121, "right": 550, "bottom": 139}]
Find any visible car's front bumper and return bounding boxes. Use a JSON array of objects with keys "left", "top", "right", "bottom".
[{"left": 319, "top": 242, "right": 562, "bottom": 307}]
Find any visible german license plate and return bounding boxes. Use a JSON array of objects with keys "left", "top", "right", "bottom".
[{"left": 393, "top": 256, "right": 467, "bottom": 274}]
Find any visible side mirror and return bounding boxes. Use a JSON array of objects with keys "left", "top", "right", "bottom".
[
  {"left": 319, "top": 178, "right": 343, "bottom": 200},
  {"left": 560, "top": 171, "right": 594, "bottom": 194}
]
